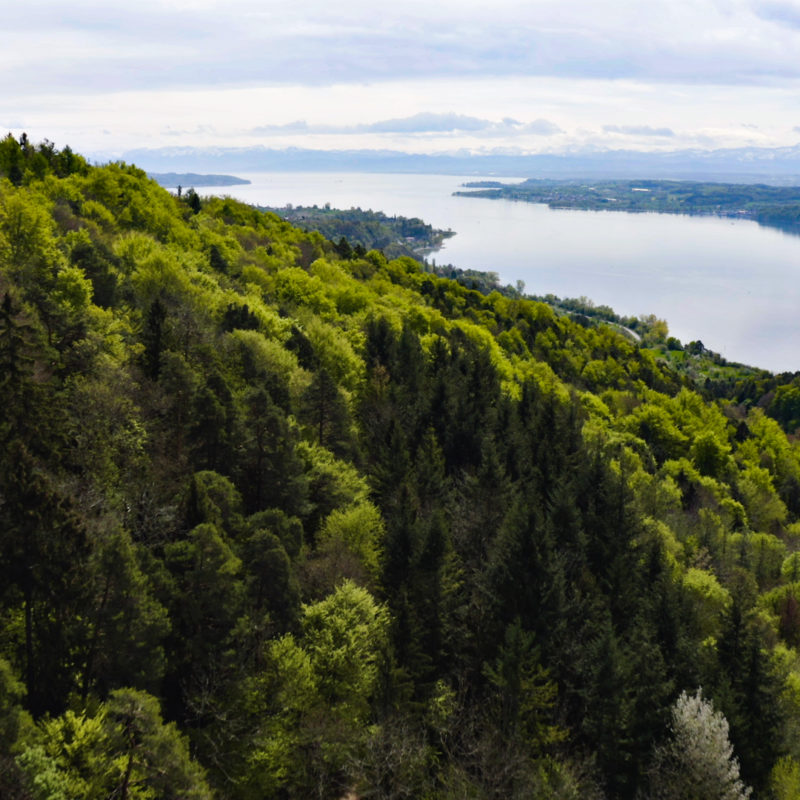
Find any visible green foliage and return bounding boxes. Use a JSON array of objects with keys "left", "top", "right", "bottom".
[
  {"left": 302, "top": 580, "right": 389, "bottom": 713},
  {"left": 15, "top": 689, "right": 212, "bottom": 800},
  {"left": 683, "top": 568, "right": 731, "bottom": 641},
  {"left": 0, "top": 134, "right": 87, "bottom": 186},
  {"left": 264, "top": 203, "right": 454, "bottom": 259},
  {"left": 483, "top": 619, "right": 565, "bottom": 750},
  {"left": 238, "top": 582, "right": 388, "bottom": 798},
  {"left": 317, "top": 501, "right": 385, "bottom": 581},
  {"left": 4, "top": 139, "right": 800, "bottom": 799},
  {"left": 770, "top": 755, "right": 800, "bottom": 800},
  {"left": 80, "top": 528, "right": 169, "bottom": 698}
]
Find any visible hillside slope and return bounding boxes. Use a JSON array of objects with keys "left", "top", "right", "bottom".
[{"left": 1, "top": 135, "right": 800, "bottom": 799}]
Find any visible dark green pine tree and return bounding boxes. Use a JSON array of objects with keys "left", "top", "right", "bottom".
[
  {"left": 0, "top": 133, "right": 23, "bottom": 185},
  {"left": 481, "top": 495, "right": 546, "bottom": 652},
  {"left": 711, "top": 597, "right": 786, "bottom": 792},
  {"left": 79, "top": 529, "right": 169, "bottom": 700},
  {"left": 0, "top": 293, "right": 39, "bottom": 447},
  {"left": 208, "top": 244, "right": 230, "bottom": 274},
  {"left": 577, "top": 615, "right": 635, "bottom": 799},
  {"left": 240, "top": 529, "right": 300, "bottom": 634},
  {"left": 0, "top": 292, "right": 91, "bottom": 715},
  {"left": 188, "top": 370, "right": 239, "bottom": 477},
  {"left": 142, "top": 296, "right": 167, "bottom": 380},
  {"left": 364, "top": 316, "right": 399, "bottom": 373},
  {"left": 449, "top": 431, "right": 515, "bottom": 601},
  {"left": 334, "top": 236, "right": 353, "bottom": 260},
  {"left": 68, "top": 237, "right": 119, "bottom": 308},
  {"left": 617, "top": 614, "right": 675, "bottom": 794},
  {"left": 236, "top": 386, "right": 308, "bottom": 517},
  {"left": 300, "top": 367, "right": 355, "bottom": 460},
  {"left": 161, "top": 521, "right": 246, "bottom": 723},
  {"left": 381, "top": 480, "right": 418, "bottom": 597},
  {"left": 0, "top": 440, "right": 90, "bottom": 715},
  {"left": 429, "top": 333, "right": 499, "bottom": 474}
]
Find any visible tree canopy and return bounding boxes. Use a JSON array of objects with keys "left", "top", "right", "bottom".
[{"left": 1, "top": 134, "right": 800, "bottom": 799}]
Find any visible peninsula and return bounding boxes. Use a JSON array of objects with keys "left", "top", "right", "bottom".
[
  {"left": 149, "top": 171, "right": 251, "bottom": 187},
  {"left": 455, "top": 178, "right": 800, "bottom": 234},
  {"left": 262, "top": 204, "right": 455, "bottom": 259}
]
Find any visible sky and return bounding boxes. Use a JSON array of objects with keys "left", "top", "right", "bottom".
[{"left": 4, "top": 0, "right": 800, "bottom": 160}]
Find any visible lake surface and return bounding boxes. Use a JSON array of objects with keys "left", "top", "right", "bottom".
[{"left": 207, "top": 172, "right": 800, "bottom": 373}]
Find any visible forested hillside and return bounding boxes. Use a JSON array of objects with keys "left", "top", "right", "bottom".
[
  {"left": 3, "top": 134, "right": 800, "bottom": 799},
  {"left": 260, "top": 204, "right": 454, "bottom": 260}
]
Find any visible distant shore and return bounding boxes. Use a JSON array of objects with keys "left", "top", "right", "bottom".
[
  {"left": 455, "top": 178, "right": 800, "bottom": 235},
  {"left": 149, "top": 172, "right": 251, "bottom": 188}
]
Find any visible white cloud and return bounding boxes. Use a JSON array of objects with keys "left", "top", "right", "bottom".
[
  {"left": 365, "top": 113, "right": 490, "bottom": 133},
  {"left": 5, "top": 0, "right": 800, "bottom": 157},
  {"left": 248, "top": 113, "right": 563, "bottom": 138},
  {"left": 5, "top": 0, "right": 800, "bottom": 97},
  {"left": 604, "top": 125, "right": 676, "bottom": 137},
  {"left": 753, "top": 0, "right": 800, "bottom": 28},
  {"left": 7, "top": 75, "right": 799, "bottom": 158},
  {"left": 522, "top": 119, "right": 565, "bottom": 136}
]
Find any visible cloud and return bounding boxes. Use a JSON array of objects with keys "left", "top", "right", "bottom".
[
  {"left": 249, "top": 116, "right": 490, "bottom": 136},
  {"left": 522, "top": 119, "right": 564, "bottom": 135},
  {"left": 363, "top": 112, "right": 490, "bottom": 133},
  {"left": 162, "top": 125, "right": 218, "bottom": 137},
  {"left": 753, "top": 0, "right": 800, "bottom": 28},
  {"left": 251, "top": 121, "right": 312, "bottom": 135},
  {"left": 603, "top": 125, "right": 676, "bottom": 137},
  {"left": 6, "top": 0, "right": 800, "bottom": 99},
  {"left": 7, "top": 1, "right": 800, "bottom": 159},
  {"left": 249, "top": 113, "right": 563, "bottom": 138}
]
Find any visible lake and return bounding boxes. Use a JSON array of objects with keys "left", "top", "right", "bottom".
[{"left": 205, "top": 171, "right": 800, "bottom": 374}]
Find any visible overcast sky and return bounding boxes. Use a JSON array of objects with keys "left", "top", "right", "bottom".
[{"left": 4, "top": 0, "right": 800, "bottom": 158}]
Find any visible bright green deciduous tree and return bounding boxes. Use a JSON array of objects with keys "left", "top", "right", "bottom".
[
  {"left": 317, "top": 502, "right": 384, "bottom": 581},
  {"left": 240, "top": 582, "right": 389, "bottom": 798},
  {"left": 302, "top": 580, "right": 389, "bottom": 715},
  {"left": 16, "top": 689, "right": 212, "bottom": 800}
]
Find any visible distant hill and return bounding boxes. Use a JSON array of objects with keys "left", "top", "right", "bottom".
[
  {"left": 148, "top": 171, "right": 250, "bottom": 187},
  {"left": 116, "top": 143, "right": 800, "bottom": 183}
]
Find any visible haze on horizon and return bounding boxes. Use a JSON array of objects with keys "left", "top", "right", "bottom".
[{"left": 4, "top": 0, "right": 800, "bottom": 164}]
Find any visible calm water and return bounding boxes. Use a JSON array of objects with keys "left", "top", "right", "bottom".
[{"left": 207, "top": 172, "right": 800, "bottom": 373}]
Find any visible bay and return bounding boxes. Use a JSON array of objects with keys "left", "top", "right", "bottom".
[{"left": 205, "top": 171, "right": 800, "bottom": 374}]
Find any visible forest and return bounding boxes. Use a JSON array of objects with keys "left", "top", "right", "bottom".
[
  {"left": 260, "top": 204, "right": 455, "bottom": 261},
  {"left": 455, "top": 179, "right": 800, "bottom": 235},
  {"left": 3, "top": 133, "right": 800, "bottom": 798}
]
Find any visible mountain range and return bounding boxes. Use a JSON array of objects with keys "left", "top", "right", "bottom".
[{"left": 113, "top": 143, "right": 800, "bottom": 183}]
